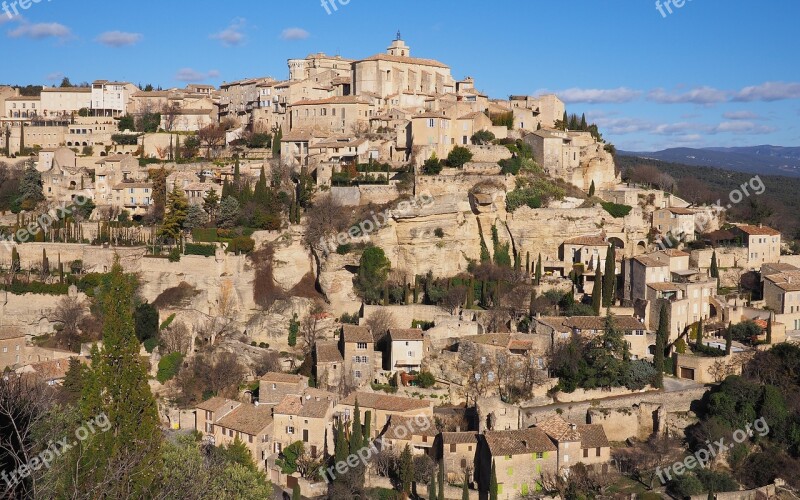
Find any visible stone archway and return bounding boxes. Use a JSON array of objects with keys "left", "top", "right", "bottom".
[{"left": 608, "top": 237, "right": 625, "bottom": 250}]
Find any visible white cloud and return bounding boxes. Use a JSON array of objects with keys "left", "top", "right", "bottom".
[
  {"left": 722, "top": 111, "right": 759, "bottom": 120},
  {"left": 280, "top": 27, "right": 310, "bottom": 41},
  {"left": 647, "top": 86, "right": 728, "bottom": 105},
  {"left": 546, "top": 87, "right": 641, "bottom": 104},
  {"left": 713, "top": 121, "right": 775, "bottom": 134},
  {"left": 45, "top": 71, "right": 64, "bottom": 82},
  {"left": 734, "top": 81, "right": 800, "bottom": 102},
  {"left": 175, "top": 68, "right": 220, "bottom": 83},
  {"left": 211, "top": 18, "right": 246, "bottom": 47},
  {"left": 96, "top": 31, "right": 143, "bottom": 47},
  {"left": 8, "top": 22, "right": 71, "bottom": 40}
]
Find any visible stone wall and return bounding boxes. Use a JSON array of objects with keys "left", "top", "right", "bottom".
[
  {"left": 361, "top": 304, "right": 447, "bottom": 329},
  {"left": 467, "top": 145, "right": 512, "bottom": 163}
]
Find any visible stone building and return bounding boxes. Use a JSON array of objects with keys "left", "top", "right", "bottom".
[
  {"left": 437, "top": 432, "right": 479, "bottom": 484},
  {"left": 730, "top": 224, "right": 781, "bottom": 269},
  {"left": 258, "top": 372, "right": 309, "bottom": 405},
  {"left": 341, "top": 325, "right": 378, "bottom": 388},
  {"left": 478, "top": 428, "right": 558, "bottom": 498},
  {"left": 535, "top": 415, "right": 611, "bottom": 472},
  {"left": 195, "top": 397, "right": 274, "bottom": 469},
  {"left": 314, "top": 341, "right": 343, "bottom": 391},
  {"left": 336, "top": 392, "right": 433, "bottom": 439},
  {"left": 271, "top": 389, "right": 337, "bottom": 458}
]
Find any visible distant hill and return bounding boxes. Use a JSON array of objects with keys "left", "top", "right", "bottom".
[{"left": 618, "top": 146, "right": 800, "bottom": 178}]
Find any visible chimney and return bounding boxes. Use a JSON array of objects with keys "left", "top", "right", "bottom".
[
  {"left": 570, "top": 424, "right": 577, "bottom": 430},
  {"left": 456, "top": 425, "right": 461, "bottom": 432}
]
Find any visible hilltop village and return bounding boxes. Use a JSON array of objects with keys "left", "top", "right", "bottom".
[{"left": 1, "top": 36, "right": 797, "bottom": 499}]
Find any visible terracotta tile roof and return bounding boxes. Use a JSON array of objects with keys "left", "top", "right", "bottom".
[
  {"left": 292, "top": 96, "right": 370, "bottom": 106},
  {"left": 382, "top": 415, "right": 438, "bottom": 439},
  {"left": 507, "top": 339, "right": 535, "bottom": 351},
  {"left": 468, "top": 334, "right": 511, "bottom": 347},
  {"left": 0, "top": 326, "right": 25, "bottom": 341},
  {"left": 577, "top": 424, "right": 610, "bottom": 449},
  {"left": 341, "top": 392, "right": 432, "bottom": 413},
  {"left": 648, "top": 282, "right": 681, "bottom": 292},
  {"left": 660, "top": 207, "right": 697, "bottom": 215},
  {"left": 484, "top": 428, "right": 557, "bottom": 456},
  {"left": 22, "top": 357, "right": 80, "bottom": 380},
  {"left": 564, "top": 235, "right": 607, "bottom": 246},
  {"left": 413, "top": 111, "right": 449, "bottom": 120},
  {"left": 356, "top": 53, "right": 449, "bottom": 69},
  {"left": 217, "top": 404, "right": 273, "bottom": 436},
  {"left": 342, "top": 325, "right": 374, "bottom": 344},
  {"left": 389, "top": 329, "right": 424, "bottom": 342},
  {"left": 536, "top": 415, "right": 582, "bottom": 442},
  {"left": 197, "top": 396, "right": 239, "bottom": 413},
  {"left": 260, "top": 372, "right": 306, "bottom": 384},
  {"left": 565, "top": 316, "right": 646, "bottom": 332},
  {"left": 316, "top": 341, "right": 344, "bottom": 364},
  {"left": 633, "top": 255, "right": 667, "bottom": 268},
  {"left": 736, "top": 224, "right": 781, "bottom": 237},
  {"left": 660, "top": 249, "right": 690, "bottom": 257},
  {"left": 441, "top": 432, "right": 478, "bottom": 445},
  {"left": 274, "top": 394, "right": 333, "bottom": 419},
  {"left": 765, "top": 271, "right": 800, "bottom": 292}
]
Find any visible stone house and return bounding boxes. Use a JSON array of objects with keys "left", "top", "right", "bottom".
[
  {"left": 337, "top": 391, "right": 433, "bottom": 439},
  {"left": 0, "top": 327, "right": 25, "bottom": 369},
  {"left": 730, "top": 224, "right": 781, "bottom": 269},
  {"left": 380, "top": 414, "right": 438, "bottom": 456},
  {"left": 271, "top": 389, "right": 337, "bottom": 458},
  {"left": 341, "top": 325, "right": 378, "bottom": 387},
  {"left": 195, "top": 397, "right": 276, "bottom": 469},
  {"left": 111, "top": 181, "right": 153, "bottom": 213},
  {"left": 478, "top": 428, "right": 558, "bottom": 499},
  {"left": 652, "top": 208, "right": 701, "bottom": 242},
  {"left": 534, "top": 316, "right": 652, "bottom": 360},
  {"left": 535, "top": 415, "right": 611, "bottom": 472},
  {"left": 258, "top": 372, "right": 309, "bottom": 405},
  {"left": 763, "top": 270, "right": 800, "bottom": 331},
  {"left": 388, "top": 328, "right": 425, "bottom": 373},
  {"left": 314, "top": 341, "right": 343, "bottom": 391},
  {"left": 93, "top": 154, "right": 146, "bottom": 206},
  {"left": 437, "top": 432, "right": 479, "bottom": 484},
  {"left": 289, "top": 96, "right": 374, "bottom": 136}
]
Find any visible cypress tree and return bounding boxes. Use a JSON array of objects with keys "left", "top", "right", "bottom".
[
  {"left": 466, "top": 277, "right": 475, "bottom": 309},
  {"left": 489, "top": 461, "right": 498, "bottom": 500},
  {"left": 233, "top": 158, "right": 241, "bottom": 188},
  {"left": 535, "top": 254, "right": 543, "bottom": 285},
  {"left": 292, "top": 484, "right": 301, "bottom": 500},
  {"left": 591, "top": 266, "right": 603, "bottom": 315},
  {"left": 462, "top": 469, "right": 470, "bottom": 500},
  {"left": 696, "top": 317, "right": 704, "bottom": 349},
  {"left": 588, "top": 179, "right": 596, "bottom": 197},
  {"left": 428, "top": 473, "right": 436, "bottom": 500},
  {"left": 438, "top": 462, "right": 445, "bottom": 500},
  {"left": 363, "top": 410, "right": 371, "bottom": 441},
  {"left": 725, "top": 325, "right": 733, "bottom": 355},
  {"left": 41, "top": 248, "right": 48, "bottom": 274},
  {"left": 525, "top": 251, "right": 530, "bottom": 274},
  {"left": 334, "top": 420, "right": 348, "bottom": 466},
  {"left": 399, "top": 445, "right": 414, "bottom": 496},
  {"left": 654, "top": 303, "right": 669, "bottom": 387},
  {"left": 602, "top": 244, "right": 616, "bottom": 307},
  {"left": 349, "top": 400, "right": 363, "bottom": 454},
  {"left": 580, "top": 113, "right": 588, "bottom": 130},
  {"left": 710, "top": 251, "right": 719, "bottom": 279},
  {"left": 767, "top": 313, "right": 773, "bottom": 344},
  {"left": 11, "top": 247, "right": 20, "bottom": 273},
  {"left": 72, "top": 259, "right": 161, "bottom": 497}
]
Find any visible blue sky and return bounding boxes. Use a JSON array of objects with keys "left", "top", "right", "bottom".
[{"left": 2, "top": 0, "right": 799, "bottom": 150}]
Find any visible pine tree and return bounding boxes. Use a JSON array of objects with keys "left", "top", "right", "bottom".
[
  {"left": 489, "top": 460, "right": 498, "bottom": 500},
  {"left": 588, "top": 179, "right": 596, "bottom": 197},
  {"left": 654, "top": 303, "right": 668, "bottom": 388},
  {"left": 592, "top": 266, "right": 603, "bottom": 315},
  {"left": 72, "top": 259, "right": 161, "bottom": 497},
  {"left": 535, "top": 253, "right": 543, "bottom": 286},
  {"left": 710, "top": 250, "right": 719, "bottom": 279},
  {"left": 602, "top": 244, "right": 616, "bottom": 307},
  {"left": 203, "top": 188, "right": 220, "bottom": 223},
  {"left": 159, "top": 185, "right": 188, "bottom": 243}
]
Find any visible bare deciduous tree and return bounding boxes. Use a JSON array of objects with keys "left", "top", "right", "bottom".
[
  {"left": 301, "top": 305, "right": 325, "bottom": 355},
  {"left": 161, "top": 101, "right": 182, "bottom": 132},
  {"left": 364, "top": 309, "right": 396, "bottom": 348},
  {"left": 51, "top": 296, "right": 86, "bottom": 351},
  {"left": 160, "top": 321, "right": 192, "bottom": 356},
  {"left": 197, "top": 124, "right": 226, "bottom": 159}
]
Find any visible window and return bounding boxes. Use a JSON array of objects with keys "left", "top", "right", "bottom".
[
  {"left": 248, "top": 435, "right": 253, "bottom": 443},
  {"left": 428, "top": 119, "right": 435, "bottom": 128},
  {"left": 357, "top": 342, "right": 367, "bottom": 350},
  {"left": 354, "top": 370, "right": 362, "bottom": 379},
  {"left": 583, "top": 448, "right": 589, "bottom": 458},
  {"left": 460, "top": 458, "right": 467, "bottom": 468},
  {"left": 450, "top": 444, "right": 457, "bottom": 453},
  {"left": 596, "top": 448, "right": 601, "bottom": 457},
  {"left": 287, "top": 426, "right": 295, "bottom": 435},
  {"left": 535, "top": 452, "right": 543, "bottom": 459}
]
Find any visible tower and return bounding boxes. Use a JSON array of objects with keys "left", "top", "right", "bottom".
[{"left": 387, "top": 34, "right": 410, "bottom": 57}]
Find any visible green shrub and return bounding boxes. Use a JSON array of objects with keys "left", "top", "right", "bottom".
[
  {"left": 601, "top": 202, "right": 633, "bottom": 218},
  {"left": 185, "top": 243, "right": 216, "bottom": 257},
  {"left": 168, "top": 247, "right": 181, "bottom": 262},
  {"left": 446, "top": 146, "right": 473, "bottom": 168},
  {"left": 156, "top": 352, "right": 184, "bottom": 383},
  {"left": 415, "top": 371, "right": 436, "bottom": 388},
  {"left": 1, "top": 280, "right": 69, "bottom": 295},
  {"left": 192, "top": 227, "right": 219, "bottom": 242},
  {"left": 336, "top": 243, "right": 352, "bottom": 255},
  {"left": 227, "top": 236, "right": 255, "bottom": 255},
  {"left": 143, "top": 338, "right": 158, "bottom": 353}
]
